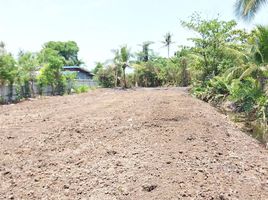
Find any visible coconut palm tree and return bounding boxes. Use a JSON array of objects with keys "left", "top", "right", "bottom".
[
  {"left": 162, "top": 32, "right": 174, "bottom": 58},
  {"left": 225, "top": 26, "right": 268, "bottom": 91},
  {"left": 0, "top": 41, "right": 6, "bottom": 56},
  {"left": 137, "top": 41, "right": 154, "bottom": 62},
  {"left": 235, "top": 0, "right": 267, "bottom": 21},
  {"left": 111, "top": 49, "right": 121, "bottom": 87},
  {"left": 18, "top": 51, "right": 39, "bottom": 97},
  {"left": 120, "top": 45, "right": 131, "bottom": 88}
]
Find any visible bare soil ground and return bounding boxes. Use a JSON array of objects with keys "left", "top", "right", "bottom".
[{"left": 0, "top": 88, "right": 267, "bottom": 200}]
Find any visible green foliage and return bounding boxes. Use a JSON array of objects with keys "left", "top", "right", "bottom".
[
  {"left": 162, "top": 32, "right": 173, "bottom": 58},
  {"left": 37, "top": 41, "right": 85, "bottom": 95},
  {"left": 192, "top": 76, "right": 229, "bottom": 103},
  {"left": 44, "top": 41, "right": 82, "bottom": 66},
  {"left": 18, "top": 51, "right": 39, "bottom": 80},
  {"left": 37, "top": 48, "right": 65, "bottom": 95},
  {"left": 0, "top": 53, "right": 17, "bottom": 84},
  {"left": 132, "top": 54, "right": 191, "bottom": 87},
  {"left": 134, "top": 61, "right": 162, "bottom": 87},
  {"left": 255, "top": 95, "right": 268, "bottom": 124},
  {"left": 117, "top": 45, "right": 132, "bottom": 88},
  {"left": 250, "top": 25, "right": 268, "bottom": 64},
  {"left": 93, "top": 62, "right": 104, "bottom": 74},
  {"left": 182, "top": 14, "right": 248, "bottom": 81},
  {"left": 0, "top": 40, "right": 90, "bottom": 103},
  {"left": 74, "top": 85, "right": 90, "bottom": 94},
  {"left": 120, "top": 45, "right": 131, "bottom": 64},
  {"left": 235, "top": 0, "right": 267, "bottom": 21},
  {"left": 17, "top": 51, "right": 39, "bottom": 97},
  {"left": 136, "top": 41, "right": 155, "bottom": 62},
  {"left": 183, "top": 14, "right": 268, "bottom": 128},
  {"left": 229, "top": 78, "right": 262, "bottom": 113},
  {"left": 95, "top": 66, "right": 115, "bottom": 88}
]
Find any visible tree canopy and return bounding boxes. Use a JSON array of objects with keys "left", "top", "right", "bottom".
[{"left": 44, "top": 41, "right": 82, "bottom": 66}]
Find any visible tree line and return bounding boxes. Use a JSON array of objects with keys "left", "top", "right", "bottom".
[
  {"left": 1, "top": 0, "right": 268, "bottom": 132},
  {"left": 93, "top": 10, "right": 268, "bottom": 131},
  {"left": 0, "top": 41, "right": 82, "bottom": 102}
]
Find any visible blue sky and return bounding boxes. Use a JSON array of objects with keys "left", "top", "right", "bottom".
[{"left": 0, "top": 0, "right": 268, "bottom": 69}]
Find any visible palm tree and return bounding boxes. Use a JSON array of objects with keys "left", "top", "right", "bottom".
[
  {"left": 137, "top": 41, "right": 154, "bottom": 62},
  {"left": 251, "top": 25, "right": 268, "bottom": 64},
  {"left": 0, "top": 41, "right": 6, "bottom": 56},
  {"left": 18, "top": 51, "right": 39, "bottom": 97},
  {"left": 226, "top": 26, "right": 268, "bottom": 91},
  {"left": 111, "top": 49, "right": 121, "bottom": 87},
  {"left": 162, "top": 32, "right": 173, "bottom": 58},
  {"left": 235, "top": 0, "right": 267, "bottom": 21},
  {"left": 120, "top": 46, "right": 131, "bottom": 88}
]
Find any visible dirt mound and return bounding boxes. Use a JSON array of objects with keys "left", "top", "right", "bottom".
[{"left": 0, "top": 88, "right": 267, "bottom": 199}]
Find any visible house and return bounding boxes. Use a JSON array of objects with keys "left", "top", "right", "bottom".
[{"left": 63, "top": 66, "right": 94, "bottom": 80}]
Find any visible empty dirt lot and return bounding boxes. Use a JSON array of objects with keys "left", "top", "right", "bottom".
[{"left": 0, "top": 88, "right": 267, "bottom": 200}]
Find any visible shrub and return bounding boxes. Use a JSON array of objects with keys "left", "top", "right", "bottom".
[
  {"left": 192, "top": 76, "right": 229, "bottom": 104},
  {"left": 74, "top": 85, "right": 90, "bottom": 94},
  {"left": 95, "top": 67, "right": 116, "bottom": 88},
  {"left": 229, "top": 78, "right": 262, "bottom": 113}
]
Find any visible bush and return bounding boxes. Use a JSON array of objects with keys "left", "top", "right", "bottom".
[
  {"left": 95, "top": 67, "right": 116, "bottom": 88},
  {"left": 229, "top": 78, "right": 262, "bottom": 113},
  {"left": 192, "top": 76, "right": 229, "bottom": 104},
  {"left": 74, "top": 85, "right": 90, "bottom": 94}
]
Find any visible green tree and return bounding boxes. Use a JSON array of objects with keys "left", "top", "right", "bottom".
[
  {"left": 162, "top": 32, "right": 173, "bottom": 58},
  {"left": 18, "top": 51, "right": 39, "bottom": 97},
  {"left": 120, "top": 45, "right": 131, "bottom": 88},
  {"left": 175, "top": 47, "right": 191, "bottom": 86},
  {"left": 110, "top": 49, "right": 123, "bottom": 87},
  {"left": 181, "top": 14, "right": 247, "bottom": 81},
  {"left": 38, "top": 48, "right": 65, "bottom": 95},
  {"left": 93, "top": 62, "right": 104, "bottom": 74},
  {"left": 235, "top": 25, "right": 268, "bottom": 91},
  {"left": 95, "top": 66, "right": 115, "bottom": 88},
  {"left": 0, "top": 41, "right": 7, "bottom": 56},
  {"left": 134, "top": 61, "right": 161, "bottom": 87},
  {"left": 251, "top": 25, "right": 268, "bottom": 64},
  {"left": 44, "top": 41, "right": 82, "bottom": 66},
  {"left": 235, "top": 0, "right": 267, "bottom": 21},
  {"left": 137, "top": 41, "right": 154, "bottom": 62},
  {"left": 0, "top": 53, "right": 17, "bottom": 101}
]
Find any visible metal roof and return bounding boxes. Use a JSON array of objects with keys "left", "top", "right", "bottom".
[{"left": 63, "top": 66, "right": 94, "bottom": 75}]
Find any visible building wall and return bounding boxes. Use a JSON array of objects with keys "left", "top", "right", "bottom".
[
  {"left": 77, "top": 71, "right": 92, "bottom": 79},
  {"left": 63, "top": 68, "right": 93, "bottom": 80}
]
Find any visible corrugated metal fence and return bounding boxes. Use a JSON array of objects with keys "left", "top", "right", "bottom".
[{"left": 0, "top": 79, "right": 97, "bottom": 103}]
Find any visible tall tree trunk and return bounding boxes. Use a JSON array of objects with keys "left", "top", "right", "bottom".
[
  {"left": 0, "top": 82, "right": 4, "bottom": 103},
  {"left": 8, "top": 82, "right": 14, "bottom": 102},
  {"left": 181, "top": 58, "right": 189, "bottom": 87},
  {"left": 123, "top": 67, "right": 127, "bottom": 88},
  {"left": 51, "top": 84, "right": 55, "bottom": 96},
  {"left": 114, "top": 68, "right": 117, "bottom": 88},
  {"left": 30, "top": 80, "right": 35, "bottom": 97}
]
